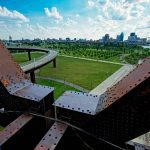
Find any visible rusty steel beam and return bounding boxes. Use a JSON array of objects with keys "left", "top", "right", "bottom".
[
  {"left": 0, "top": 114, "right": 51, "bottom": 150},
  {"left": 1, "top": 39, "right": 150, "bottom": 149},
  {"left": 0, "top": 41, "right": 54, "bottom": 112},
  {"left": 93, "top": 57, "right": 150, "bottom": 113},
  {"left": 54, "top": 57, "right": 150, "bottom": 148},
  {"left": 0, "top": 114, "right": 34, "bottom": 149},
  {"left": 34, "top": 122, "right": 68, "bottom": 150},
  {"left": 54, "top": 57, "right": 150, "bottom": 115},
  {"left": 82, "top": 59, "right": 150, "bottom": 147},
  {"left": 0, "top": 42, "right": 27, "bottom": 87}
]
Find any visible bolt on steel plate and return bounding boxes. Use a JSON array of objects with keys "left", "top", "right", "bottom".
[
  {"left": 54, "top": 91, "right": 100, "bottom": 115},
  {"left": 34, "top": 122, "right": 68, "bottom": 150}
]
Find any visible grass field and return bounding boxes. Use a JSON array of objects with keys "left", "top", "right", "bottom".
[
  {"left": 37, "top": 56, "right": 122, "bottom": 90},
  {"left": 12, "top": 53, "right": 81, "bottom": 98},
  {"left": 12, "top": 52, "right": 45, "bottom": 64},
  {"left": 12, "top": 53, "right": 121, "bottom": 91},
  {"left": 37, "top": 78, "right": 79, "bottom": 99}
]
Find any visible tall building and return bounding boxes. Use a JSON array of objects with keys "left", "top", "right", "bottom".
[
  {"left": 9, "top": 36, "right": 12, "bottom": 42},
  {"left": 103, "top": 34, "right": 110, "bottom": 43},
  {"left": 116, "top": 32, "right": 124, "bottom": 42},
  {"left": 120, "top": 32, "right": 124, "bottom": 41},
  {"left": 128, "top": 32, "right": 138, "bottom": 42}
]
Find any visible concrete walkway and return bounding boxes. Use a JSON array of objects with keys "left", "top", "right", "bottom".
[
  {"left": 60, "top": 55, "right": 125, "bottom": 65},
  {"left": 36, "top": 76, "right": 89, "bottom": 93},
  {"left": 90, "top": 64, "right": 136, "bottom": 95},
  {"left": 8, "top": 47, "right": 58, "bottom": 73}
]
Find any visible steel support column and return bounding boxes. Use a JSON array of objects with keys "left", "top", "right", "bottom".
[
  {"left": 53, "top": 58, "right": 56, "bottom": 68},
  {"left": 28, "top": 50, "right": 31, "bottom": 61},
  {"left": 30, "top": 71, "right": 36, "bottom": 83},
  {"left": 28, "top": 50, "right": 35, "bottom": 83}
]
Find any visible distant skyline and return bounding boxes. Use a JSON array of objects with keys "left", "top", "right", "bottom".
[{"left": 0, "top": 0, "right": 150, "bottom": 40}]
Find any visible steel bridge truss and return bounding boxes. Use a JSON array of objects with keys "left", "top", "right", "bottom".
[{"left": 0, "top": 41, "right": 150, "bottom": 150}]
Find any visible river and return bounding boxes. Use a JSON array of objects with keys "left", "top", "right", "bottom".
[{"left": 142, "top": 45, "right": 150, "bottom": 49}]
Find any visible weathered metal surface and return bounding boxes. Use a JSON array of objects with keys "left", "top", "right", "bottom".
[
  {"left": 83, "top": 78, "right": 150, "bottom": 147},
  {"left": 34, "top": 122, "right": 68, "bottom": 150},
  {"left": 1, "top": 40, "right": 150, "bottom": 149},
  {"left": 6, "top": 80, "right": 31, "bottom": 94},
  {"left": 126, "top": 131, "right": 150, "bottom": 150},
  {"left": 54, "top": 57, "right": 150, "bottom": 116},
  {"left": 12, "top": 84, "right": 54, "bottom": 102},
  {"left": 54, "top": 57, "right": 150, "bottom": 148},
  {"left": 0, "top": 114, "right": 50, "bottom": 150},
  {"left": 95, "top": 57, "right": 150, "bottom": 113},
  {"left": 0, "top": 42, "right": 27, "bottom": 90},
  {"left": 0, "top": 112, "right": 20, "bottom": 127},
  {"left": 0, "top": 41, "right": 54, "bottom": 112},
  {"left": 127, "top": 141, "right": 149, "bottom": 150},
  {"left": 0, "top": 41, "right": 30, "bottom": 99},
  {"left": 54, "top": 91, "right": 99, "bottom": 115},
  {"left": 0, "top": 114, "right": 33, "bottom": 146}
]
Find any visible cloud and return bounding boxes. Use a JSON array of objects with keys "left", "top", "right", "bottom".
[
  {"left": 44, "top": 7, "right": 63, "bottom": 20},
  {"left": 65, "top": 18, "right": 77, "bottom": 26},
  {"left": 0, "top": 1, "right": 150, "bottom": 40},
  {"left": 88, "top": 0, "right": 95, "bottom": 8},
  {"left": 0, "top": 6, "right": 29, "bottom": 22},
  {"left": 76, "top": 14, "right": 80, "bottom": 18},
  {"left": 87, "top": 0, "right": 150, "bottom": 21},
  {"left": 85, "top": 0, "right": 150, "bottom": 39}
]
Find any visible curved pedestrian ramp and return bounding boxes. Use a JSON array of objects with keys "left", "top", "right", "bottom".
[{"left": 0, "top": 40, "right": 150, "bottom": 150}]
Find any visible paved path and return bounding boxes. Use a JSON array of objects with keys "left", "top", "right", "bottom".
[
  {"left": 36, "top": 76, "right": 89, "bottom": 93},
  {"left": 60, "top": 55, "right": 125, "bottom": 65},
  {"left": 90, "top": 64, "right": 136, "bottom": 95}
]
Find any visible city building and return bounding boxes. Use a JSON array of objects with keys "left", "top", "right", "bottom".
[
  {"left": 128, "top": 32, "right": 138, "bottom": 43},
  {"left": 117, "top": 32, "right": 124, "bottom": 42},
  {"left": 9, "top": 35, "right": 12, "bottom": 42},
  {"left": 66, "top": 38, "right": 71, "bottom": 42},
  {"left": 102, "top": 34, "right": 110, "bottom": 43}
]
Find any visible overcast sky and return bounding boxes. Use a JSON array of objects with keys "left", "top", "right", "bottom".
[{"left": 0, "top": 0, "right": 150, "bottom": 40}]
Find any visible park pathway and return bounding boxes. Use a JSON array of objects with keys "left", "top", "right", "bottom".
[
  {"left": 90, "top": 64, "right": 136, "bottom": 95},
  {"left": 60, "top": 55, "right": 125, "bottom": 65},
  {"left": 36, "top": 76, "right": 89, "bottom": 93}
]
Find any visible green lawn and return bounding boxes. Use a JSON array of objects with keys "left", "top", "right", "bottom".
[
  {"left": 36, "top": 78, "right": 79, "bottom": 99},
  {"left": 12, "top": 52, "right": 45, "bottom": 64},
  {"left": 107, "top": 56, "right": 123, "bottom": 63},
  {"left": 37, "top": 56, "right": 122, "bottom": 90},
  {"left": 12, "top": 53, "right": 122, "bottom": 91}
]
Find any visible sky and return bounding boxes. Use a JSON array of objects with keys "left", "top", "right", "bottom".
[{"left": 0, "top": 0, "right": 150, "bottom": 40}]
